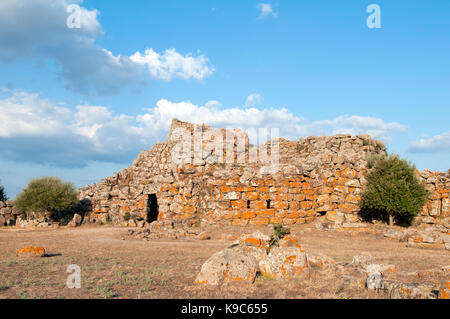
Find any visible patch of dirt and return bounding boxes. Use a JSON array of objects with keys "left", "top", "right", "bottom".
[{"left": 0, "top": 223, "right": 448, "bottom": 299}]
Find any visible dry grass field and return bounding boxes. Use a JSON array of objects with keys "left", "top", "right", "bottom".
[{"left": 0, "top": 223, "right": 448, "bottom": 299}]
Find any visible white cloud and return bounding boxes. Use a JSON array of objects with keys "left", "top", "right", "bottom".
[
  {"left": 303, "top": 115, "right": 407, "bottom": 141},
  {"left": 0, "top": 0, "right": 214, "bottom": 95},
  {"left": 409, "top": 132, "right": 450, "bottom": 153},
  {"left": 130, "top": 49, "right": 214, "bottom": 81},
  {"left": 245, "top": 93, "right": 263, "bottom": 107},
  {"left": 257, "top": 3, "right": 277, "bottom": 18},
  {"left": 0, "top": 89, "right": 406, "bottom": 167}
]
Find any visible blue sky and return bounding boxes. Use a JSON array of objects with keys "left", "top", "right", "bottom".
[{"left": 0, "top": 0, "right": 449, "bottom": 198}]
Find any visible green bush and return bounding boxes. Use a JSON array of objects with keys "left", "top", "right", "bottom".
[
  {"left": 360, "top": 154, "right": 428, "bottom": 226},
  {"left": 0, "top": 180, "right": 7, "bottom": 202},
  {"left": 14, "top": 176, "right": 79, "bottom": 218},
  {"left": 268, "top": 224, "right": 291, "bottom": 252}
]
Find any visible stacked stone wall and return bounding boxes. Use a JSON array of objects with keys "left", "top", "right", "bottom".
[{"left": 78, "top": 119, "right": 449, "bottom": 227}]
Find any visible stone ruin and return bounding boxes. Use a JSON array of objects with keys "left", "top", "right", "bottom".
[
  {"left": 76, "top": 118, "right": 449, "bottom": 229},
  {"left": 0, "top": 201, "right": 17, "bottom": 226}
]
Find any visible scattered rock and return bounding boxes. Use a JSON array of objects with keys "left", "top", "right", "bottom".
[
  {"left": 439, "top": 281, "right": 450, "bottom": 299},
  {"left": 365, "top": 264, "right": 382, "bottom": 290},
  {"left": 351, "top": 252, "right": 375, "bottom": 268},
  {"left": 69, "top": 214, "right": 82, "bottom": 227},
  {"left": 16, "top": 246, "right": 46, "bottom": 258},
  {"left": 259, "top": 246, "right": 310, "bottom": 280},
  {"left": 307, "top": 253, "right": 336, "bottom": 269},
  {"left": 196, "top": 232, "right": 210, "bottom": 240},
  {"left": 380, "top": 280, "right": 438, "bottom": 299},
  {"left": 194, "top": 246, "right": 258, "bottom": 285}
]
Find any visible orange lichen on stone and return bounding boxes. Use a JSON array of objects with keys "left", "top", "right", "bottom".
[
  {"left": 250, "top": 200, "right": 267, "bottom": 210},
  {"left": 440, "top": 288, "right": 450, "bottom": 299},
  {"left": 241, "top": 211, "right": 256, "bottom": 220},
  {"left": 255, "top": 209, "right": 275, "bottom": 218},
  {"left": 231, "top": 200, "right": 247, "bottom": 210},
  {"left": 242, "top": 192, "right": 259, "bottom": 201},
  {"left": 271, "top": 201, "right": 288, "bottom": 210},
  {"left": 279, "top": 236, "right": 301, "bottom": 249},
  {"left": 236, "top": 186, "right": 255, "bottom": 192},
  {"left": 301, "top": 201, "right": 314, "bottom": 210},
  {"left": 16, "top": 246, "right": 46, "bottom": 258},
  {"left": 184, "top": 205, "right": 196, "bottom": 214},
  {"left": 219, "top": 185, "right": 233, "bottom": 193},
  {"left": 249, "top": 218, "right": 269, "bottom": 225},
  {"left": 244, "top": 237, "right": 263, "bottom": 247}
]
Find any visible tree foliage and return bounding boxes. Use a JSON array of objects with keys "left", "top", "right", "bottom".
[
  {"left": 14, "top": 176, "right": 78, "bottom": 218},
  {"left": 0, "top": 180, "right": 6, "bottom": 202},
  {"left": 360, "top": 154, "right": 428, "bottom": 225}
]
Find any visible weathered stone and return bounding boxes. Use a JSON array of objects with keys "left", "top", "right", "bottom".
[
  {"left": 69, "top": 214, "right": 82, "bottom": 227},
  {"left": 197, "top": 232, "right": 210, "bottom": 240},
  {"left": 259, "top": 246, "right": 310, "bottom": 280},
  {"left": 307, "top": 253, "right": 336, "bottom": 269},
  {"left": 380, "top": 280, "right": 438, "bottom": 299},
  {"left": 16, "top": 246, "right": 46, "bottom": 258},
  {"left": 365, "top": 264, "right": 382, "bottom": 290},
  {"left": 194, "top": 246, "right": 258, "bottom": 285},
  {"left": 351, "top": 252, "right": 375, "bottom": 268}
]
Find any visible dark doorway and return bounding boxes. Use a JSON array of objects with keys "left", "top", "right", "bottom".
[{"left": 147, "top": 194, "right": 159, "bottom": 223}]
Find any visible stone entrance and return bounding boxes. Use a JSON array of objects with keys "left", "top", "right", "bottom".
[{"left": 147, "top": 194, "right": 159, "bottom": 223}]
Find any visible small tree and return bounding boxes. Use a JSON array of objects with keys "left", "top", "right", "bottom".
[
  {"left": 360, "top": 154, "right": 428, "bottom": 226},
  {"left": 14, "top": 176, "right": 78, "bottom": 219},
  {"left": 0, "top": 179, "right": 7, "bottom": 202}
]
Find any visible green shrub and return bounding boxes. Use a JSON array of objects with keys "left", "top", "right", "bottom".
[
  {"left": 360, "top": 154, "right": 428, "bottom": 226},
  {"left": 14, "top": 176, "right": 78, "bottom": 218},
  {"left": 268, "top": 224, "right": 291, "bottom": 252},
  {"left": 0, "top": 180, "right": 7, "bottom": 202}
]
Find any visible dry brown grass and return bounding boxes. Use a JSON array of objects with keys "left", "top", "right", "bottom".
[{"left": 0, "top": 223, "right": 448, "bottom": 299}]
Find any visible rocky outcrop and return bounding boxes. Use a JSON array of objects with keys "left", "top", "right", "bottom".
[{"left": 195, "top": 232, "right": 310, "bottom": 285}]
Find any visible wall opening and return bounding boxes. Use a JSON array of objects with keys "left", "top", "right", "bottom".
[
  {"left": 267, "top": 200, "right": 271, "bottom": 209},
  {"left": 147, "top": 194, "right": 159, "bottom": 223},
  {"left": 247, "top": 200, "right": 251, "bottom": 209}
]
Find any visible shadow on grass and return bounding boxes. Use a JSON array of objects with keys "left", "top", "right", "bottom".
[{"left": 43, "top": 253, "right": 62, "bottom": 258}]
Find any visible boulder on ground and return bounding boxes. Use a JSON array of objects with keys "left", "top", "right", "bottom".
[
  {"left": 259, "top": 246, "right": 310, "bottom": 280},
  {"left": 439, "top": 281, "right": 450, "bottom": 299},
  {"left": 380, "top": 280, "right": 438, "bottom": 299},
  {"left": 196, "top": 232, "right": 210, "bottom": 240},
  {"left": 365, "top": 264, "right": 382, "bottom": 290},
  {"left": 351, "top": 252, "right": 375, "bottom": 268},
  {"left": 16, "top": 246, "right": 46, "bottom": 258},
  {"left": 194, "top": 246, "right": 258, "bottom": 286},
  {"left": 68, "top": 213, "right": 82, "bottom": 227},
  {"left": 307, "top": 253, "right": 336, "bottom": 269}
]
